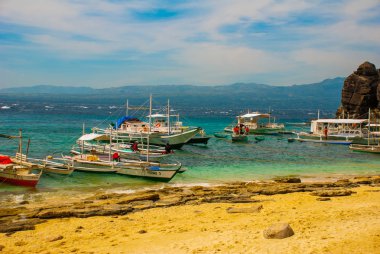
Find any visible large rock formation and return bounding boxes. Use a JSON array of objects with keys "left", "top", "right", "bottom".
[{"left": 336, "top": 62, "right": 380, "bottom": 118}]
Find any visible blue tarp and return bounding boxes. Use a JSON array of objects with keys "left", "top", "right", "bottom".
[{"left": 115, "top": 116, "right": 139, "bottom": 129}]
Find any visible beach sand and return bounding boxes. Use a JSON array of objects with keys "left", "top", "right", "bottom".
[{"left": 1, "top": 183, "right": 379, "bottom": 254}]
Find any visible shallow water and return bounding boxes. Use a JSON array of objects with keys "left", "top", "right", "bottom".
[{"left": 1, "top": 104, "right": 380, "bottom": 196}]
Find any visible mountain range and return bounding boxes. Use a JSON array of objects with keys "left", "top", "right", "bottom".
[{"left": 0, "top": 77, "right": 345, "bottom": 114}]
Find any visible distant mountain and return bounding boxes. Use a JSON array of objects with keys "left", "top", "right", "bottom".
[
  {"left": 0, "top": 77, "right": 345, "bottom": 112},
  {"left": 0, "top": 85, "right": 95, "bottom": 94}
]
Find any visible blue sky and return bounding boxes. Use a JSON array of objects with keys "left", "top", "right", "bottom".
[{"left": 1, "top": 0, "right": 380, "bottom": 88}]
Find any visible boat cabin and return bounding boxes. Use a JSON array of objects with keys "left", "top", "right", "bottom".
[{"left": 310, "top": 119, "right": 368, "bottom": 137}]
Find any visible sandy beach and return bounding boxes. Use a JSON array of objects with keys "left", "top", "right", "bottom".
[{"left": 1, "top": 176, "right": 380, "bottom": 254}]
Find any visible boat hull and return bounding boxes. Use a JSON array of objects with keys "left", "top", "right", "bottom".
[
  {"left": 0, "top": 172, "right": 40, "bottom": 187},
  {"left": 349, "top": 144, "right": 380, "bottom": 153},
  {"left": 231, "top": 134, "right": 248, "bottom": 142},
  {"left": 186, "top": 136, "right": 211, "bottom": 145}
]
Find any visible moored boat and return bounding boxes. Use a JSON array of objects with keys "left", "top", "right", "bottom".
[
  {"left": 349, "top": 144, "right": 380, "bottom": 153},
  {"left": 231, "top": 133, "right": 248, "bottom": 142},
  {"left": 293, "top": 118, "right": 368, "bottom": 145},
  {"left": 225, "top": 112, "right": 284, "bottom": 135}
]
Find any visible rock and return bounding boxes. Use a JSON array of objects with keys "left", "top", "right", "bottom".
[
  {"left": 19, "top": 201, "right": 29, "bottom": 205},
  {"left": 352, "top": 177, "right": 372, "bottom": 184},
  {"left": 138, "top": 230, "right": 147, "bottom": 234},
  {"left": 0, "top": 245, "right": 4, "bottom": 251},
  {"left": 116, "top": 193, "right": 160, "bottom": 204},
  {"left": 0, "top": 218, "right": 46, "bottom": 233},
  {"left": 337, "top": 61, "right": 380, "bottom": 118},
  {"left": 14, "top": 241, "right": 27, "bottom": 246},
  {"left": 226, "top": 205, "right": 263, "bottom": 213},
  {"left": 316, "top": 197, "right": 331, "bottom": 201},
  {"left": 263, "top": 223, "right": 295, "bottom": 239},
  {"left": 47, "top": 235, "right": 63, "bottom": 242},
  {"left": 273, "top": 177, "right": 301, "bottom": 183},
  {"left": 311, "top": 189, "right": 355, "bottom": 197}
]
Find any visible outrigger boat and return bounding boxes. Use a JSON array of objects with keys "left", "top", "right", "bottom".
[
  {"left": 94, "top": 96, "right": 200, "bottom": 149},
  {"left": 293, "top": 118, "right": 368, "bottom": 145},
  {"left": 225, "top": 112, "right": 284, "bottom": 135},
  {"left": 73, "top": 133, "right": 168, "bottom": 162},
  {"left": 0, "top": 131, "right": 42, "bottom": 187}
]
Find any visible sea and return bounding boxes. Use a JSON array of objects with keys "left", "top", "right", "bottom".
[{"left": 1, "top": 99, "right": 380, "bottom": 198}]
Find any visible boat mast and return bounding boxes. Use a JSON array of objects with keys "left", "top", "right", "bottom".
[
  {"left": 18, "top": 129, "right": 22, "bottom": 161},
  {"left": 368, "top": 108, "right": 371, "bottom": 146},
  {"left": 167, "top": 99, "right": 170, "bottom": 135},
  {"left": 147, "top": 94, "right": 152, "bottom": 162},
  {"left": 126, "top": 99, "right": 129, "bottom": 116}
]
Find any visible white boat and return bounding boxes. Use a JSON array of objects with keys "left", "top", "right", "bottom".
[
  {"left": 294, "top": 118, "right": 368, "bottom": 145},
  {"left": 225, "top": 112, "right": 284, "bottom": 135},
  {"left": 67, "top": 153, "right": 181, "bottom": 181},
  {"left": 73, "top": 133, "right": 168, "bottom": 162},
  {"left": 94, "top": 96, "right": 200, "bottom": 149}
]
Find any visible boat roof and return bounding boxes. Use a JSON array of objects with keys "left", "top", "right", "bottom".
[
  {"left": 312, "top": 119, "right": 367, "bottom": 124},
  {"left": 147, "top": 113, "right": 167, "bottom": 118},
  {"left": 238, "top": 113, "right": 270, "bottom": 118},
  {"left": 78, "top": 133, "right": 109, "bottom": 141}
]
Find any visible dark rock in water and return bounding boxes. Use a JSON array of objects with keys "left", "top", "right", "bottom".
[
  {"left": 273, "top": 177, "right": 301, "bottom": 183},
  {"left": 226, "top": 205, "right": 263, "bottom": 213},
  {"left": 316, "top": 197, "right": 331, "bottom": 201},
  {"left": 311, "top": 189, "right": 355, "bottom": 197},
  {"left": 263, "top": 223, "right": 295, "bottom": 239},
  {"left": 337, "top": 61, "right": 380, "bottom": 118},
  {"left": 138, "top": 229, "right": 147, "bottom": 234}
]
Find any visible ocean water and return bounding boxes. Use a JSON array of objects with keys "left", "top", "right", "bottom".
[{"left": 1, "top": 101, "right": 380, "bottom": 195}]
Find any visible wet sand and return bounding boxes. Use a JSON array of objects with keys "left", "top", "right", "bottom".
[{"left": 0, "top": 179, "right": 380, "bottom": 254}]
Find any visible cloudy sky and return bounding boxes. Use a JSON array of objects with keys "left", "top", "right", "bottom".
[{"left": 1, "top": 0, "right": 380, "bottom": 88}]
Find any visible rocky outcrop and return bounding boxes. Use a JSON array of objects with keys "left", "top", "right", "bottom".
[
  {"left": 337, "top": 62, "right": 380, "bottom": 118},
  {"left": 0, "top": 175, "right": 379, "bottom": 234}
]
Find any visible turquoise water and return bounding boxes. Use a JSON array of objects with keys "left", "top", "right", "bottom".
[{"left": 1, "top": 109, "right": 380, "bottom": 195}]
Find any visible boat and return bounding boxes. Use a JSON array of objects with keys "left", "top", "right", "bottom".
[
  {"left": 349, "top": 109, "right": 380, "bottom": 153},
  {"left": 67, "top": 153, "right": 181, "bottom": 181},
  {"left": 349, "top": 144, "right": 380, "bottom": 153},
  {"left": 73, "top": 133, "right": 168, "bottom": 162},
  {"left": 94, "top": 96, "right": 200, "bottom": 149},
  {"left": 26, "top": 156, "right": 74, "bottom": 175},
  {"left": 0, "top": 155, "right": 42, "bottom": 187},
  {"left": 254, "top": 135, "right": 265, "bottom": 141},
  {"left": 214, "top": 132, "right": 228, "bottom": 138},
  {"left": 231, "top": 133, "right": 248, "bottom": 142},
  {"left": 293, "top": 118, "right": 368, "bottom": 145},
  {"left": 186, "top": 129, "right": 212, "bottom": 145},
  {"left": 224, "top": 112, "right": 284, "bottom": 135},
  {"left": 0, "top": 131, "right": 42, "bottom": 187}
]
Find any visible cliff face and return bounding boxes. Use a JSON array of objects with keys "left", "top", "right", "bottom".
[{"left": 336, "top": 62, "right": 380, "bottom": 118}]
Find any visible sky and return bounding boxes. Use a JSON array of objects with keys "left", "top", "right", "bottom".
[{"left": 1, "top": 0, "right": 380, "bottom": 88}]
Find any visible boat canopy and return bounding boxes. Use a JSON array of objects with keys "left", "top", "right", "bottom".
[
  {"left": 147, "top": 113, "right": 167, "bottom": 118},
  {"left": 239, "top": 113, "right": 270, "bottom": 118},
  {"left": 313, "top": 119, "right": 367, "bottom": 124},
  {"left": 78, "top": 133, "right": 109, "bottom": 141},
  {"left": 115, "top": 116, "right": 140, "bottom": 129}
]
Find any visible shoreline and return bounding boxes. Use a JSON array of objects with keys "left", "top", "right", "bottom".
[{"left": 0, "top": 175, "right": 379, "bottom": 253}]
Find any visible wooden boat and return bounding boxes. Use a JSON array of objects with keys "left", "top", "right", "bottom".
[
  {"left": 225, "top": 112, "right": 284, "bottom": 135},
  {"left": 0, "top": 131, "right": 42, "bottom": 187},
  {"left": 0, "top": 155, "right": 42, "bottom": 187},
  {"left": 67, "top": 153, "right": 181, "bottom": 181},
  {"left": 231, "top": 133, "right": 248, "bottom": 142},
  {"left": 349, "top": 144, "right": 380, "bottom": 153}
]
